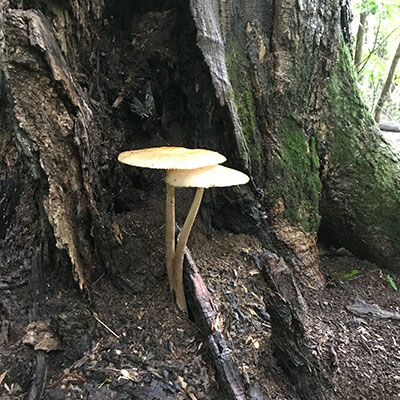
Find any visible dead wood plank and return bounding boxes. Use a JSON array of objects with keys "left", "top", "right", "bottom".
[{"left": 184, "top": 248, "right": 248, "bottom": 400}]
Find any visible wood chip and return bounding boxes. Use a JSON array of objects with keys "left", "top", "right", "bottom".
[
  {"left": 120, "top": 369, "right": 141, "bottom": 382},
  {"left": 248, "top": 307, "right": 258, "bottom": 317},
  {"left": 177, "top": 375, "right": 187, "bottom": 389},
  {"left": 211, "top": 313, "right": 224, "bottom": 333}
]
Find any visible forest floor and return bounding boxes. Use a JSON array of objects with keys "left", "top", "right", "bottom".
[{"left": 1, "top": 184, "right": 400, "bottom": 400}]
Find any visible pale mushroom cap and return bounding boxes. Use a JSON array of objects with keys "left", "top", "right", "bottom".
[
  {"left": 165, "top": 165, "right": 249, "bottom": 188},
  {"left": 118, "top": 146, "right": 226, "bottom": 169}
]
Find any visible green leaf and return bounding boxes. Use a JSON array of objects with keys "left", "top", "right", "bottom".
[{"left": 387, "top": 274, "right": 398, "bottom": 290}]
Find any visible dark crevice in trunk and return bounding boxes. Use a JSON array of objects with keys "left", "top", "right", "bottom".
[{"left": 340, "top": 0, "right": 353, "bottom": 46}]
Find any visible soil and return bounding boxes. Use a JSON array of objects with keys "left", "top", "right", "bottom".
[
  {"left": 1, "top": 181, "right": 400, "bottom": 399},
  {"left": 1, "top": 5, "right": 400, "bottom": 400}
]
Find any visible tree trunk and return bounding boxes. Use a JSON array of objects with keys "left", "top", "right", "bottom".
[
  {"left": 0, "top": 1, "right": 115, "bottom": 293},
  {"left": 318, "top": 40, "right": 400, "bottom": 268},
  {"left": 1, "top": 0, "right": 400, "bottom": 399},
  {"left": 374, "top": 40, "right": 400, "bottom": 122},
  {"left": 354, "top": 8, "right": 368, "bottom": 73}
]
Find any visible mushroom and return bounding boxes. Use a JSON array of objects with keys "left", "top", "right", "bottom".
[
  {"left": 165, "top": 164, "right": 249, "bottom": 311},
  {"left": 117, "top": 147, "right": 226, "bottom": 295}
]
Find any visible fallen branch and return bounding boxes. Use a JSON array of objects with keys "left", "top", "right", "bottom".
[
  {"left": 347, "top": 298, "right": 400, "bottom": 320},
  {"left": 184, "top": 248, "right": 248, "bottom": 400}
]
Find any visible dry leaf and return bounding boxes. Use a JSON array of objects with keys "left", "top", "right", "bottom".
[
  {"left": 0, "top": 370, "right": 7, "bottom": 385},
  {"left": 112, "top": 222, "right": 123, "bottom": 245},
  {"left": 23, "top": 321, "right": 60, "bottom": 352}
]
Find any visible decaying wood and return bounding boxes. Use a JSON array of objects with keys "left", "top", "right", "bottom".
[
  {"left": 258, "top": 251, "right": 333, "bottom": 400},
  {"left": 189, "top": 0, "right": 248, "bottom": 167},
  {"left": 184, "top": 249, "right": 249, "bottom": 400},
  {"left": 347, "top": 299, "right": 400, "bottom": 320},
  {"left": 2, "top": 9, "right": 90, "bottom": 288},
  {"left": 25, "top": 253, "right": 49, "bottom": 400},
  {"left": 27, "top": 352, "right": 47, "bottom": 400},
  {"left": 1, "top": 7, "right": 115, "bottom": 289}
]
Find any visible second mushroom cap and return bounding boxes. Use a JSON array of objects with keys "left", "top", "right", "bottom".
[{"left": 165, "top": 165, "right": 250, "bottom": 188}]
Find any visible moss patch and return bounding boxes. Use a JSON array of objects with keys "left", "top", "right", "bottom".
[
  {"left": 325, "top": 40, "right": 400, "bottom": 238},
  {"left": 270, "top": 118, "right": 322, "bottom": 233}
]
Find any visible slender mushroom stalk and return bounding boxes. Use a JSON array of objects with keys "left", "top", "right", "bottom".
[
  {"left": 166, "top": 165, "right": 250, "bottom": 312},
  {"left": 165, "top": 183, "right": 175, "bottom": 291},
  {"left": 117, "top": 147, "right": 226, "bottom": 295},
  {"left": 173, "top": 187, "right": 204, "bottom": 311}
]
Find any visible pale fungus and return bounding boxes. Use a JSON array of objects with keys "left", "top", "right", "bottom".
[
  {"left": 166, "top": 164, "right": 249, "bottom": 311},
  {"left": 117, "top": 147, "right": 226, "bottom": 298}
]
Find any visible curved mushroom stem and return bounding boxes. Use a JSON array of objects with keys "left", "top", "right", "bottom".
[
  {"left": 165, "top": 183, "right": 175, "bottom": 291},
  {"left": 173, "top": 187, "right": 204, "bottom": 312}
]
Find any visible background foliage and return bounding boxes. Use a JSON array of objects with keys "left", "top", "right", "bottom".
[{"left": 352, "top": 0, "right": 400, "bottom": 121}]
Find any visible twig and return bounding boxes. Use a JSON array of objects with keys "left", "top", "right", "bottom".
[
  {"left": 92, "top": 272, "right": 105, "bottom": 287},
  {"left": 357, "top": 27, "right": 399, "bottom": 74},
  {"left": 47, "top": 373, "right": 86, "bottom": 389},
  {"left": 93, "top": 312, "right": 120, "bottom": 339}
]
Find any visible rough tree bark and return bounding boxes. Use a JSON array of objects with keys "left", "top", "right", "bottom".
[
  {"left": 1, "top": 0, "right": 400, "bottom": 399},
  {"left": 191, "top": 0, "right": 400, "bottom": 272},
  {"left": 319, "top": 41, "right": 400, "bottom": 268}
]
